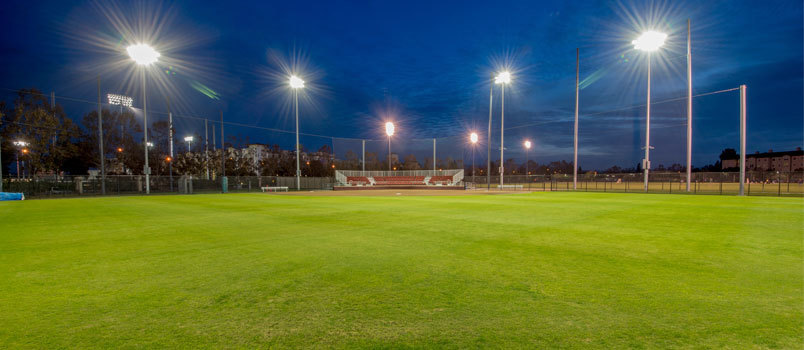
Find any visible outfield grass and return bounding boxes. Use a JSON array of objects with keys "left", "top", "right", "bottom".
[{"left": 0, "top": 192, "right": 801, "bottom": 348}]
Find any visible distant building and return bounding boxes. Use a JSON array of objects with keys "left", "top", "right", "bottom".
[{"left": 722, "top": 147, "right": 804, "bottom": 172}]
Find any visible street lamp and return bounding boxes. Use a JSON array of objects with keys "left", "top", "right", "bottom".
[
  {"left": 184, "top": 136, "right": 194, "bottom": 153},
  {"left": 127, "top": 43, "right": 160, "bottom": 194},
  {"left": 632, "top": 31, "right": 666, "bottom": 192},
  {"left": 470, "top": 132, "right": 478, "bottom": 181},
  {"left": 495, "top": 71, "right": 511, "bottom": 188},
  {"left": 289, "top": 74, "right": 304, "bottom": 191},
  {"left": 385, "top": 122, "right": 395, "bottom": 171},
  {"left": 524, "top": 140, "right": 531, "bottom": 184},
  {"left": 13, "top": 141, "right": 29, "bottom": 180}
]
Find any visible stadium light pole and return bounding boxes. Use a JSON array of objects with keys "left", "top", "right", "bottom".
[
  {"left": 184, "top": 136, "right": 193, "bottom": 153},
  {"left": 686, "top": 19, "right": 693, "bottom": 192},
  {"left": 289, "top": 75, "right": 305, "bottom": 191},
  {"left": 495, "top": 71, "right": 511, "bottom": 189},
  {"left": 470, "top": 132, "right": 478, "bottom": 182},
  {"left": 524, "top": 140, "right": 531, "bottom": 181},
  {"left": 632, "top": 31, "right": 666, "bottom": 192},
  {"left": 385, "top": 122, "right": 395, "bottom": 171},
  {"left": 127, "top": 43, "right": 160, "bottom": 195}
]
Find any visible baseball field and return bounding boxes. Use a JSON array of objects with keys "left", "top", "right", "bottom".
[{"left": 0, "top": 191, "right": 801, "bottom": 348}]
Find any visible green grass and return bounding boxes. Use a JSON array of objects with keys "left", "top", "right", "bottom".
[{"left": 0, "top": 192, "right": 801, "bottom": 348}]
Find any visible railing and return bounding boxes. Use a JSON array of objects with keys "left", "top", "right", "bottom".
[{"left": 336, "top": 169, "right": 462, "bottom": 185}]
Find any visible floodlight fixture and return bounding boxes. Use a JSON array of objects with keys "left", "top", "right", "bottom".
[
  {"left": 13, "top": 141, "right": 29, "bottom": 147},
  {"left": 632, "top": 31, "right": 667, "bottom": 52},
  {"left": 127, "top": 44, "right": 160, "bottom": 65},
  {"left": 470, "top": 132, "right": 478, "bottom": 144},
  {"left": 494, "top": 71, "right": 511, "bottom": 85},
  {"left": 385, "top": 122, "right": 395, "bottom": 137},
  {"left": 524, "top": 140, "right": 531, "bottom": 149},
  {"left": 107, "top": 94, "right": 133, "bottom": 107},
  {"left": 289, "top": 75, "right": 305, "bottom": 89}
]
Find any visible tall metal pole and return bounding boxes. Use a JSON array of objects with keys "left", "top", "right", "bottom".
[
  {"left": 361, "top": 139, "right": 365, "bottom": 172},
  {"left": 142, "top": 70, "right": 150, "bottom": 194},
  {"left": 0, "top": 133, "right": 3, "bottom": 192},
  {"left": 387, "top": 136, "right": 392, "bottom": 171},
  {"left": 643, "top": 52, "right": 651, "bottom": 192},
  {"left": 573, "top": 48, "right": 580, "bottom": 190},
  {"left": 205, "top": 119, "right": 209, "bottom": 180},
  {"left": 500, "top": 84, "right": 505, "bottom": 188},
  {"left": 294, "top": 90, "right": 300, "bottom": 190},
  {"left": 487, "top": 76, "right": 493, "bottom": 190},
  {"left": 739, "top": 85, "right": 747, "bottom": 196},
  {"left": 167, "top": 96, "right": 173, "bottom": 192},
  {"left": 433, "top": 138, "right": 436, "bottom": 171},
  {"left": 97, "top": 76, "right": 106, "bottom": 195},
  {"left": 526, "top": 147, "right": 529, "bottom": 180},
  {"left": 220, "top": 110, "right": 225, "bottom": 179},
  {"left": 686, "top": 19, "right": 693, "bottom": 192}
]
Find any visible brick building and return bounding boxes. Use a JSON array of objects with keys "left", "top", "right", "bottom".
[{"left": 722, "top": 147, "right": 804, "bottom": 172}]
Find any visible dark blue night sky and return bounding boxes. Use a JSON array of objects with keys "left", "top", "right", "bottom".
[{"left": 1, "top": 0, "right": 801, "bottom": 169}]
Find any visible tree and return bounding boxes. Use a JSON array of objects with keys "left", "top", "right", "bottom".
[
  {"left": 403, "top": 154, "right": 421, "bottom": 170},
  {"left": 719, "top": 148, "right": 739, "bottom": 161},
  {"left": 4, "top": 89, "right": 80, "bottom": 176}
]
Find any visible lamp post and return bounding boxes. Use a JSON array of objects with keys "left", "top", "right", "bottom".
[
  {"left": 487, "top": 74, "right": 493, "bottom": 191},
  {"left": 470, "top": 132, "right": 478, "bottom": 183},
  {"left": 184, "top": 136, "right": 194, "bottom": 153},
  {"left": 524, "top": 140, "right": 531, "bottom": 182},
  {"left": 385, "top": 122, "right": 395, "bottom": 171},
  {"left": 289, "top": 75, "right": 304, "bottom": 191},
  {"left": 13, "top": 141, "right": 29, "bottom": 180},
  {"left": 495, "top": 71, "right": 511, "bottom": 188},
  {"left": 127, "top": 43, "right": 160, "bottom": 194},
  {"left": 632, "top": 31, "right": 666, "bottom": 192}
]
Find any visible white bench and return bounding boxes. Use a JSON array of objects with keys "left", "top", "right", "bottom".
[
  {"left": 261, "top": 186, "right": 289, "bottom": 192},
  {"left": 499, "top": 184, "right": 524, "bottom": 189}
]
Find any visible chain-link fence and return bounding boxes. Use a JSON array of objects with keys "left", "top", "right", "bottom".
[
  {"left": 2, "top": 175, "right": 334, "bottom": 198},
  {"left": 464, "top": 171, "right": 804, "bottom": 197}
]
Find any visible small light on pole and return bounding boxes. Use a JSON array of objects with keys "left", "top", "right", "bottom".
[
  {"left": 184, "top": 136, "right": 194, "bottom": 152},
  {"left": 470, "top": 132, "right": 478, "bottom": 179},
  {"left": 386, "top": 122, "right": 395, "bottom": 171},
  {"left": 524, "top": 140, "right": 531, "bottom": 177}
]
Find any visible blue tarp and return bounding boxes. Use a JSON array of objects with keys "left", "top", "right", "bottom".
[{"left": 0, "top": 192, "right": 25, "bottom": 201}]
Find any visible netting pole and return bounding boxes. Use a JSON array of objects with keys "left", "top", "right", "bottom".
[
  {"left": 167, "top": 96, "right": 173, "bottom": 192},
  {"left": 97, "top": 76, "right": 106, "bottom": 195},
  {"left": 487, "top": 75, "right": 493, "bottom": 190},
  {"left": 686, "top": 18, "right": 693, "bottom": 192},
  {"left": 433, "top": 138, "right": 436, "bottom": 172},
  {"left": 573, "top": 47, "right": 580, "bottom": 191},
  {"left": 739, "top": 84, "right": 747, "bottom": 196},
  {"left": 205, "top": 119, "right": 209, "bottom": 180},
  {"left": 361, "top": 139, "right": 365, "bottom": 172}
]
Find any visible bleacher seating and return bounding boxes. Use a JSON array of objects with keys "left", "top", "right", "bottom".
[
  {"left": 346, "top": 176, "right": 370, "bottom": 186},
  {"left": 428, "top": 176, "right": 453, "bottom": 185},
  {"left": 373, "top": 176, "right": 426, "bottom": 185}
]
